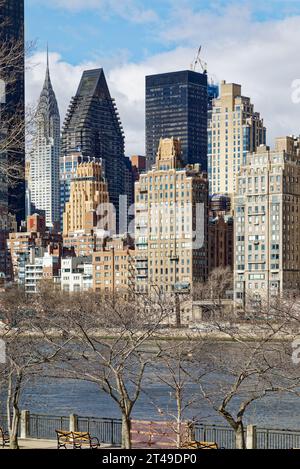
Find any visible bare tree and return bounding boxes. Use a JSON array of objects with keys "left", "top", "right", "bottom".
[
  {"left": 193, "top": 267, "right": 234, "bottom": 322},
  {"left": 196, "top": 301, "right": 294, "bottom": 449},
  {"left": 32, "top": 288, "right": 173, "bottom": 449},
  {"left": 0, "top": 287, "right": 70, "bottom": 449},
  {"left": 146, "top": 339, "right": 210, "bottom": 448}
]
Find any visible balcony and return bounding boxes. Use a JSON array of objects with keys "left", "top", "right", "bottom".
[
  {"left": 136, "top": 273, "right": 148, "bottom": 279},
  {"left": 136, "top": 240, "right": 148, "bottom": 246},
  {"left": 135, "top": 256, "right": 148, "bottom": 262}
]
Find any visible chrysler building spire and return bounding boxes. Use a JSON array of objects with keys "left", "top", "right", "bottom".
[{"left": 29, "top": 47, "right": 61, "bottom": 229}]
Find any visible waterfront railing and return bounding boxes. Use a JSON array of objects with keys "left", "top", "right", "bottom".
[{"left": 2, "top": 411, "right": 300, "bottom": 449}]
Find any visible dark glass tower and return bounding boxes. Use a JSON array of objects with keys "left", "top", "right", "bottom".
[
  {"left": 208, "top": 82, "right": 219, "bottom": 110},
  {"left": 0, "top": 0, "right": 25, "bottom": 225},
  {"left": 61, "top": 69, "right": 133, "bottom": 231},
  {"left": 146, "top": 70, "right": 208, "bottom": 170}
]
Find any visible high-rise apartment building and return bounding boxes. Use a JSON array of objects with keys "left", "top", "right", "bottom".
[
  {"left": 30, "top": 53, "right": 60, "bottom": 229},
  {"left": 61, "top": 69, "right": 133, "bottom": 229},
  {"left": 0, "top": 0, "right": 25, "bottom": 225},
  {"left": 234, "top": 137, "right": 300, "bottom": 305},
  {"left": 25, "top": 159, "right": 31, "bottom": 218},
  {"left": 208, "top": 194, "right": 233, "bottom": 272},
  {"left": 93, "top": 236, "right": 135, "bottom": 294},
  {"left": 146, "top": 71, "right": 208, "bottom": 170},
  {"left": 208, "top": 81, "right": 266, "bottom": 198},
  {"left": 63, "top": 161, "right": 109, "bottom": 236},
  {"left": 60, "top": 151, "right": 92, "bottom": 229},
  {"left": 135, "top": 137, "right": 208, "bottom": 294}
]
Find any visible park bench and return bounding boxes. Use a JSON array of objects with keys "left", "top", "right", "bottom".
[
  {"left": 56, "top": 430, "right": 100, "bottom": 449},
  {"left": 182, "top": 440, "right": 219, "bottom": 449},
  {"left": 56, "top": 430, "right": 74, "bottom": 449},
  {"left": 72, "top": 431, "right": 100, "bottom": 449},
  {"left": 0, "top": 426, "right": 9, "bottom": 448}
]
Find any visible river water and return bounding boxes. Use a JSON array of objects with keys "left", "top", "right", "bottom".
[
  {"left": 2, "top": 340, "right": 300, "bottom": 430},
  {"left": 18, "top": 374, "right": 300, "bottom": 430}
]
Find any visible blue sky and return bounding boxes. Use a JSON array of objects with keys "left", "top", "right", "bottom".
[
  {"left": 26, "top": 0, "right": 300, "bottom": 63},
  {"left": 25, "top": 0, "right": 300, "bottom": 154}
]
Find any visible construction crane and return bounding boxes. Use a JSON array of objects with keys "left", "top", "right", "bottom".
[{"left": 191, "top": 45, "right": 208, "bottom": 74}]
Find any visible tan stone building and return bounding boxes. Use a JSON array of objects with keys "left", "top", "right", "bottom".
[
  {"left": 234, "top": 136, "right": 300, "bottom": 305},
  {"left": 93, "top": 237, "right": 135, "bottom": 293},
  {"left": 63, "top": 162, "right": 109, "bottom": 236},
  {"left": 208, "top": 81, "right": 266, "bottom": 199},
  {"left": 63, "top": 231, "right": 106, "bottom": 257},
  {"left": 134, "top": 137, "right": 208, "bottom": 294}
]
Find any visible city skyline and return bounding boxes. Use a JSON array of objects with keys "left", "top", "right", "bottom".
[
  {"left": 26, "top": 0, "right": 300, "bottom": 155},
  {"left": 3, "top": 1, "right": 300, "bottom": 456}
]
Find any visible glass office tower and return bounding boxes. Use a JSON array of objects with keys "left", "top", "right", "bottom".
[
  {"left": 145, "top": 70, "right": 208, "bottom": 170},
  {"left": 0, "top": 0, "right": 25, "bottom": 225}
]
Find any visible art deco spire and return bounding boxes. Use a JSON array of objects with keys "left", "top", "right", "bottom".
[
  {"left": 30, "top": 45, "right": 61, "bottom": 228},
  {"left": 37, "top": 46, "right": 60, "bottom": 132}
]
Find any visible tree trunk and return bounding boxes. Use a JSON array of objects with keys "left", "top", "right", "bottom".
[
  {"left": 235, "top": 423, "right": 246, "bottom": 449},
  {"left": 176, "top": 389, "right": 183, "bottom": 448},
  {"left": 121, "top": 414, "right": 131, "bottom": 449},
  {"left": 7, "top": 371, "right": 22, "bottom": 449},
  {"left": 9, "top": 408, "right": 20, "bottom": 449}
]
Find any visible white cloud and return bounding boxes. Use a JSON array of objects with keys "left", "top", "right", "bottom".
[{"left": 26, "top": 8, "right": 300, "bottom": 156}]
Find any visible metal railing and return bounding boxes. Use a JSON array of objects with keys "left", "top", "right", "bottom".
[
  {"left": 193, "top": 423, "right": 236, "bottom": 449},
  {"left": 29, "top": 414, "right": 69, "bottom": 439},
  {"left": 77, "top": 416, "right": 122, "bottom": 446},
  {"left": 257, "top": 427, "right": 300, "bottom": 449},
  {"left": 0, "top": 413, "right": 21, "bottom": 436},
  {"left": 3, "top": 411, "right": 300, "bottom": 449}
]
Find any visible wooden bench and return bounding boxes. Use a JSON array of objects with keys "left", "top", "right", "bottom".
[
  {"left": 72, "top": 432, "right": 100, "bottom": 449},
  {"left": 56, "top": 430, "right": 74, "bottom": 449},
  {"left": 0, "top": 426, "right": 9, "bottom": 448},
  {"left": 182, "top": 440, "right": 219, "bottom": 449},
  {"left": 56, "top": 430, "right": 100, "bottom": 449}
]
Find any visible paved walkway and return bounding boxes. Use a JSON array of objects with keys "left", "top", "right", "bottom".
[{"left": 1, "top": 439, "right": 57, "bottom": 449}]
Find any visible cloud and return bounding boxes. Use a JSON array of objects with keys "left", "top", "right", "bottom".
[
  {"left": 26, "top": 5, "right": 300, "bottom": 156},
  {"left": 31, "top": 0, "right": 158, "bottom": 24}
]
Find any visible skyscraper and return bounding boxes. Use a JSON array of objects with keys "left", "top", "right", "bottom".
[
  {"left": 234, "top": 137, "right": 300, "bottom": 307},
  {"left": 63, "top": 161, "right": 109, "bottom": 236},
  {"left": 145, "top": 70, "right": 208, "bottom": 170},
  {"left": 135, "top": 138, "right": 208, "bottom": 294},
  {"left": 61, "top": 69, "right": 133, "bottom": 230},
  {"left": 60, "top": 151, "right": 92, "bottom": 229},
  {"left": 208, "top": 81, "right": 266, "bottom": 199},
  {"left": 0, "top": 0, "right": 25, "bottom": 225},
  {"left": 30, "top": 51, "right": 60, "bottom": 229},
  {"left": 208, "top": 82, "right": 219, "bottom": 110}
]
